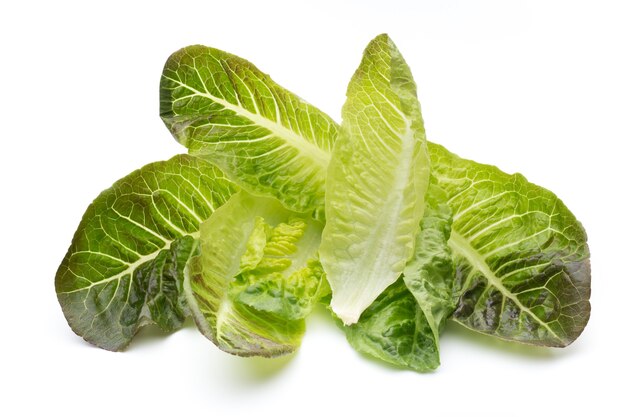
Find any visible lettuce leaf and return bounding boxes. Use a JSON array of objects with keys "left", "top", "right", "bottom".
[
  {"left": 184, "top": 192, "right": 327, "bottom": 357},
  {"left": 55, "top": 155, "right": 237, "bottom": 351},
  {"left": 319, "top": 34, "right": 431, "bottom": 325},
  {"left": 430, "top": 143, "right": 591, "bottom": 346},
  {"left": 160, "top": 45, "right": 337, "bottom": 219}
]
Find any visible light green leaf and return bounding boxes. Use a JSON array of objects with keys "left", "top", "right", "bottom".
[
  {"left": 184, "top": 192, "right": 326, "bottom": 357},
  {"left": 343, "top": 182, "right": 455, "bottom": 371},
  {"left": 231, "top": 216, "right": 329, "bottom": 321},
  {"left": 160, "top": 45, "right": 337, "bottom": 218},
  {"left": 55, "top": 155, "right": 238, "bottom": 351},
  {"left": 430, "top": 143, "right": 591, "bottom": 346},
  {"left": 319, "top": 34, "right": 431, "bottom": 324}
]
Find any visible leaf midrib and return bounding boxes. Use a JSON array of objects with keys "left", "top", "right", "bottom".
[
  {"left": 163, "top": 75, "right": 331, "bottom": 167},
  {"left": 448, "top": 230, "right": 563, "bottom": 343},
  {"left": 59, "top": 231, "right": 201, "bottom": 295}
]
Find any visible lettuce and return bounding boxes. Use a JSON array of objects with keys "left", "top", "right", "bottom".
[
  {"left": 160, "top": 45, "right": 337, "bottom": 219},
  {"left": 56, "top": 34, "right": 591, "bottom": 372},
  {"left": 431, "top": 143, "right": 590, "bottom": 346},
  {"left": 344, "top": 182, "right": 455, "bottom": 371},
  {"left": 55, "top": 156, "right": 237, "bottom": 351},
  {"left": 184, "top": 192, "right": 327, "bottom": 357},
  {"left": 320, "top": 34, "right": 431, "bottom": 325}
]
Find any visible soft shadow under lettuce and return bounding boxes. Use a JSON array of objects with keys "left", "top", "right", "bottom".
[{"left": 443, "top": 321, "right": 581, "bottom": 360}]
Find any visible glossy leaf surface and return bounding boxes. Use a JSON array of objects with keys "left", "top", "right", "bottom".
[
  {"left": 430, "top": 143, "right": 591, "bottom": 346},
  {"left": 56, "top": 155, "right": 237, "bottom": 350},
  {"left": 160, "top": 45, "right": 337, "bottom": 218}
]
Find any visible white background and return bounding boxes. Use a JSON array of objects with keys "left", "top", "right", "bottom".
[{"left": 1, "top": 1, "right": 624, "bottom": 416}]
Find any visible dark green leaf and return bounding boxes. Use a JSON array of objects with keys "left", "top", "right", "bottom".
[
  {"left": 56, "top": 155, "right": 237, "bottom": 351},
  {"left": 430, "top": 143, "right": 591, "bottom": 346}
]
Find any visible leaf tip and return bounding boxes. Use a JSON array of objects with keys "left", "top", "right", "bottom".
[
  {"left": 373, "top": 32, "right": 390, "bottom": 41},
  {"left": 370, "top": 33, "right": 399, "bottom": 51}
]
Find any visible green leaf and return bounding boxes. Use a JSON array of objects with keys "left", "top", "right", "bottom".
[
  {"left": 55, "top": 155, "right": 238, "bottom": 351},
  {"left": 402, "top": 181, "right": 455, "bottom": 353},
  {"left": 430, "top": 143, "right": 591, "bottom": 346},
  {"left": 343, "top": 182, "right": 455, "bottom": 371},
  {"left": 184, "top": 192, "right": 326, "bottom": 357},
  {"left": 319, "top": 34, "right": 431, "bottom": 324},
  {"left": 231, "top": 217, "right": 329, "bottom": 321},
  {"left": 160, "top": 45, "right": 338, "bottom": 219}
]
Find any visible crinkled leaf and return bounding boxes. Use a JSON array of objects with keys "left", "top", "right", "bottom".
[
  {"left": 402, "top": 182, "right": 455, "bottom": 352},
  {"left": 320, "top": 34, "right": 431, "bottom": 324},
  {"left": 184, "top": 192, "right": 326, "bottom": 357},
  {"left": 430, "top": 143, "right": 591, "bottom": 346},
  {"left": 55, "top": 155, "right": 237, "bottom": 351},
  {"left": 344, "top": 182, "right": 454, "bottom": 371},
  {"left": 160, "top": 45, "right": 337, "bottom": 219},
  {"left": 231, "top": 217, "right": 329, "bottom": 320}
]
